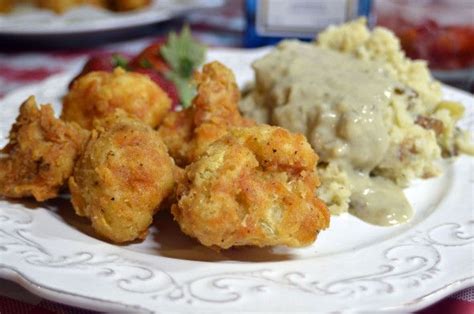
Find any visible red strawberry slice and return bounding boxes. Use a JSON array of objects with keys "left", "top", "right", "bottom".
[
  {"left": 134, "top": 68, "right": 180, "bottom": 110},
  {"left": 129, "top": 43, "right": 170, "bottom": 74}
]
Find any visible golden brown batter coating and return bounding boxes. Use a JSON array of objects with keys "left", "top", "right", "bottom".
[
  {"left": 157, "top": 110, "right": 195, "bottom": 167},
  {"left": 69, "top": 112, "right": 176, "bottom": 243},
  {"left": 0, "top": 96, "right": 89, "bottom": 201},
  {"left": 62, "top": 68, "right": 171, "bottom": 130},
  {"left": 172, "top": 125, "right": 329, "bottom": 249},
  {"left": 158, "top": 61, "right": 254, "bottom": 166}
]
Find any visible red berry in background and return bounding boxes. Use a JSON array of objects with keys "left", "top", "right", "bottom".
[{"left": 134, "top": 68, "right": 180, "bottom": 110}]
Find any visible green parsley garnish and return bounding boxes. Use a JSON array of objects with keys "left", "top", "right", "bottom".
[
  {"left": 139, "top": 58, "right": 152, "bottom": 69},
  {"left": 160, "top": 25, "right": 206, "bottom": 108},
  {"left": 111, "top": 54, "right": 129, "bottom": 70},
  {"left": 166, "top": 72, "right": 197, "bottom": 108}
]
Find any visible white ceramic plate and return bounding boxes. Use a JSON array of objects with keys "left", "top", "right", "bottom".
[
  {"left": 0, "top": 48, "right": 473, "bottom": 313},
  {"left": 0, "top": 0, "right": 223, "bottom": 35}
]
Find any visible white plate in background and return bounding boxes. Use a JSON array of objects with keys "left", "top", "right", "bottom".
[{"left": 0, "top": 0, "right": 224, "bottom": 35}]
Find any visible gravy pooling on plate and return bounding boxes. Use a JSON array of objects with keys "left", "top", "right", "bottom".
[{"left": 242, "top": 41, "right": 412, "bottom": 226}]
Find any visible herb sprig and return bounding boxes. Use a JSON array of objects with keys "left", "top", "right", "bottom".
[{"left": 160, "top": 26, "right": 206, "bottom": 108}]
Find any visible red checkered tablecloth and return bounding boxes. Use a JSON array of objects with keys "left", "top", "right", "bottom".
[{"left": 0, "top": 2, "right": 473, "bottom": 313}]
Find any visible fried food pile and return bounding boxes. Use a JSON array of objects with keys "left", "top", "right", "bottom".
[{"left": 0, "top": 61, "right": 329, "bottom": 249}]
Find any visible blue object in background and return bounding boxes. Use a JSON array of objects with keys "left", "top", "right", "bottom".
[{"left": 244, "top": 0, "right": 373, "bottom": 47}]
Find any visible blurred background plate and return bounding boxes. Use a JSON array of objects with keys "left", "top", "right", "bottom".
[
  {"left": 0, "top": 0, "right": 224, "bottom": 49},
  {"left": 0, "top": 0, "right": 224, "bottom": 35}
]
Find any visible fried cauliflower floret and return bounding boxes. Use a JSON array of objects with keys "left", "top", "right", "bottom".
[
  {"left": 172, "top": 125, "right": 329, "bottom": 249},
  {"left": 0, "top": 96, "right": 89, "bottom": 201},
  {"left": 190, "top": 61, "right": 255, "bottom": 160},
  {"left": 62, "top": 68, "right": 171, "bottom": 130},
  {"left": 69, "top": 113, "right": 176, "bottom": 243},
  {"left": 159, "top": 61, "right": 254, "bottom": 166}
]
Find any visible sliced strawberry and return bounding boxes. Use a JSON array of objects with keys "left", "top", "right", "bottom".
[
  {"left": 129, "top": 43, "right": 170, "bottom": 74},
  {"left": 134, "top": 68, "right": 180, "bottom": 110}
]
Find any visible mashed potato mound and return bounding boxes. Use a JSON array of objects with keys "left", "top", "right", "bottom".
[
  {"left": 241, "top": 19, "right": 473, "bottom": 220},
  {"left": 316, "top": 18, "right": 473, "bottom": 157}
]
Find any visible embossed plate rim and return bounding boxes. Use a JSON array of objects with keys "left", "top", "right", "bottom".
[{"left": 0, "top": 48, "right": 473, "bottom": 313}]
